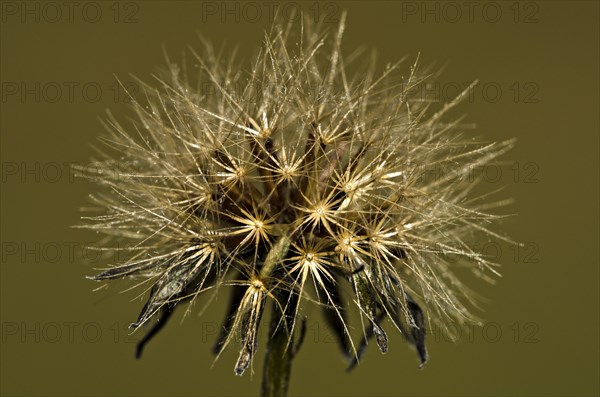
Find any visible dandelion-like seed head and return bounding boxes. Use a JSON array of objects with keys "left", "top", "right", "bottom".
[{"left": 81, "top": 12, "right": 513, "bottom": 382}]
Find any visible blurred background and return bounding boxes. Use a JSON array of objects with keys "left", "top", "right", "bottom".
[{"left": 1, "top": 1, "right": 598, "bottom": 396}]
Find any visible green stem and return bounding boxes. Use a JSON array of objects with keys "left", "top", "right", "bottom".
[
  {"left": 259, "top": 234, "right": 294, "bottom": 397},
  {"left": 261, "top": 298, "right": 294, "bottom": 397}
]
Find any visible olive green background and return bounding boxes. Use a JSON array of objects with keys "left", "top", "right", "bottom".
[{"left": 1, "top": 1, "right": 598, "bottom": 396}]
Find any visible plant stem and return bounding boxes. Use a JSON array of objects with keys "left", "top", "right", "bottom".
[
  {"left": 261, "top": 298, "right": 294, "bottom": 397},
  {"left": 260, "top": 233, "right": 294, "bottom": 397}
]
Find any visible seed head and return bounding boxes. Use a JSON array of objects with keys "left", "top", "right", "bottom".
[{"left": 81, "top": 13, "right": 513, "bottom": 375}]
